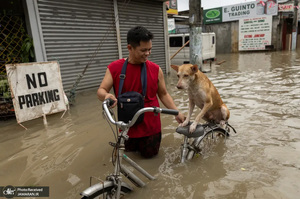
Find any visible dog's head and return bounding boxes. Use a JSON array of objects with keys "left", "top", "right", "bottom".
[{"left": 171, "top": 64, "right": 199, "bottom": 90}]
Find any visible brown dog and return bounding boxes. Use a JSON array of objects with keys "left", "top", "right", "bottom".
[{"left": 171, "top": 64, "right": 230, "bottom": 133}]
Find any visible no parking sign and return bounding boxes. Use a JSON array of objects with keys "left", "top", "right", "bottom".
[{"left": 6, "top": 61, "right": 67, "bottom": 123}]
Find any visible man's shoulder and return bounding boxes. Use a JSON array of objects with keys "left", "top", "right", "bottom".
[
  {"left": 110, "top": 59, "right": 125, "bottom": 65},
  {"left": 108, "top": 59, "right": 125, "bottom": 69},
  {"left": 146, "top": 60, "right": 159, "bottom": 69}
]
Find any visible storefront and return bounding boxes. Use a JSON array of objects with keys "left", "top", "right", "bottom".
[
  {"left": 278, "top": 2, "right": 300, "bottom": 50},
  {"left": 24, "top": 0, "right": 169, "bottom": 91}
]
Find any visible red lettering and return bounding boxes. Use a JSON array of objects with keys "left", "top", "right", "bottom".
[
  {"left": 269, "top": 2, "right": 277, "bottom": 8},
  {"left": 257, "top": 0, "right": 299, "bottom": 10},
  {"left": 253, "top": 34, "right": 265, "bottom": 38},
  {"left": 259, "top": 0, "right": 265, "bottom": 6}
]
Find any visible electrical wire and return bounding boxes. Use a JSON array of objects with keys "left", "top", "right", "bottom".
[{"left": 68, "top": 0, "right": 132, "bottom": 102}]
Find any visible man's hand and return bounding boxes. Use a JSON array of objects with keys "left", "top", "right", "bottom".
[
  {"left": 175, "top": 112, "right": 185, "bottom": 124},
  {"left": 104, "top": 94, "right": 117, "bottom": 108}
]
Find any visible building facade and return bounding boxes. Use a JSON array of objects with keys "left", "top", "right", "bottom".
[
  {"left": 22, "top": 0, "right": 169, "bottom": 91},
  {"left": 168, "top": 0, "right": 300, "bottom": 53}
]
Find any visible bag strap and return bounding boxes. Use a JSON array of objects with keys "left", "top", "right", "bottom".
[{"left": 118, "top": 59, "right": 147, "bottom": 97}]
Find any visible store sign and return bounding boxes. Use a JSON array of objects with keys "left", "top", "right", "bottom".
[
  {"left": 223, "top": 1, "right": 278, "bottom": 22},
  {"left": 166, "top": 0, "right": 178, "bottom": 15},
  {"left": 204, "top": 1, "right": 278, "bottom": 24},
  {"left": 239, "top": 16, "right": 272, "bottom": 51},
  {"left": 6, "top": 61, "right": 67, "bottom": 123},
  {"left": 278, "top": 3, "right": 295, "bottom": 12},
  {"left": 168, "top": 18, "right": 176, "bottom": 33},
  {"left": 203, "top": 7, "right": 223, "bottom": 24}
]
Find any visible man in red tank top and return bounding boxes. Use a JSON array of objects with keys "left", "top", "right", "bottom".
[{"left": 97, "top": 26, "right": 184, "bottom": 158}]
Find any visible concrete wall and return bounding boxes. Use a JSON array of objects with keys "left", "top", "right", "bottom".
[
  {"left": 273, "top": 16, "right": 282, "bottom": 50},
  {"left": 231, "top": 21, "right": 239, "bottom": 53},
  {"left": 204, "top": 16, "right": 282, "bottom": 53},
  {"left": 204, "top": 22, "right": 235, "bottom": 54}
]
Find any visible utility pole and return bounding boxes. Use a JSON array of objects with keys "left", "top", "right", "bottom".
[
  {"left": 189, "top": 0, "right": 202, "bottom": 71},
  {"left": 292, "top": 0, "right": 299, "bottom": 50}
]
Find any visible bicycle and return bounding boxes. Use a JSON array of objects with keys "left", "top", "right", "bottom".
[
  {"left": 80, "top": 98, "right": 179, "bottom": 199},
  {"left": 175, "top": 122, "right": 236, "bottom": 163}
]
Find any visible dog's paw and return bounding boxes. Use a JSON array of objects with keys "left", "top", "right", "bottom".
[
  {"left": 219, "top": 120, "right": 226, "bottom": 128},
  {"left": 180, "top": 120, "right": 189, "bottom": 127},
  {"left": 189, "top": 122, "right": 197, "bottom": 133},
  {"left": 220, "top": 120, "right": 225, "bottom": 125}
]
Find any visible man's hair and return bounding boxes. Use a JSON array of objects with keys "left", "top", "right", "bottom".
[{"left": 127, "top": 26, "right": 154, "bottom": 48}]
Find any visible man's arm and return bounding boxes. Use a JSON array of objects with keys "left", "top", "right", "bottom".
[
  {"left": 157, "top": 68, "right": 184, "bottom": 123},
  {"left": 97, "top": 68, "right": 117, "bottom": 106}
]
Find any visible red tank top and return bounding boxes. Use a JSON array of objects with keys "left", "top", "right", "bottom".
[{"left": 108, "top": 59, "right": 161, "bottom": 138}]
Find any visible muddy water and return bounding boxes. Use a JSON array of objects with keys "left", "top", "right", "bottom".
[{"left": 1, "top": 50, "right": 300, "bottom": 199}]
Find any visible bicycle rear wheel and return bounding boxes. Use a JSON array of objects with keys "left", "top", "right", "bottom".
[
  {"left": 81, "top": 181, "right": 132, "bottom": 199},
  {"left": 186, "top": 129, "right": 227, "bottom": 160}
]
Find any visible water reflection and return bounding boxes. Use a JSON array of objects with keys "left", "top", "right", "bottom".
[
  {"left": 0, "top": 50, "right": 300, "bottom": 199},
  {"left": 238, "top": 52, "right": 272, "bottom": 71},
  {"left": 157, "top": 50, "right": 300, "bottom": 199}
]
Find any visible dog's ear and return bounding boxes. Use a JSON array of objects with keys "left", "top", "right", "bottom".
[
  {"left": 171, "top": 65, "right": 179, "bottom": 72},
  {"left": 190, "top": 65, "right": 198, "bottom": 73}
]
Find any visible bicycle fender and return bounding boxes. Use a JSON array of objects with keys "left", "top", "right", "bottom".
[{"left": 80, "top": 181, "right": 133, "bottom": 198}]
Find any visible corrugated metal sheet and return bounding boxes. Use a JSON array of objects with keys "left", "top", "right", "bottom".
[
  {"left": 37, "top": 0, "right": 119, "bottom": 91},
  {"left": 117, "top": 0, "right": 167, "bottom": 73}
]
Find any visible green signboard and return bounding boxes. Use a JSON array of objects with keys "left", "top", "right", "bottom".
[{"left": 203, "top": 7, "right": 222, "bottom": 24}]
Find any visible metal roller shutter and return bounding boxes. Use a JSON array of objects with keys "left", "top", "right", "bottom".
[
  {"left": 37, "top": 0, "right": 119, "bottom": 91},
  {"left": 117, "top": 0, "right": 167, "bottom": 73}
]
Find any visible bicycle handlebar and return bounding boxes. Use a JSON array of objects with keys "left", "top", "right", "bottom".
[
  {"left": 102, "top": 98, "right": 179, "bottom": 129},
  {"left": 107, "top": 98, "right": 115, "bottom": 107},
  {"left": 160, "top": 109, "right": 178, "bottom": 115}
]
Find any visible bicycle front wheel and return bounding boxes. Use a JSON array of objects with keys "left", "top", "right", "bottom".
[
  {"left": 186, "top": 129, "right": 227, "bottom": 160},
  {"left": 81, "top": 181, "right": 132, "bottom": 199}
]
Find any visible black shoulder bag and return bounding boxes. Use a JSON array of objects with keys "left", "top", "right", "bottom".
[{"left": 117, "top": 59, "right": 147, "bottom": 124}]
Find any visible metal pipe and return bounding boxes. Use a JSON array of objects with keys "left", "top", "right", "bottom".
[
  {"left": 292, "top": 0, "right": 299, "bottom": 50},
  {"left": 113, "top": 0, "right": 123, "bottom": 58},
  {"left": 122, "top": 154, "right": 156, "bottom": 180},
  {"left": 120, "top": 165, "right": 146, "bottom": 187},
  {"left": 180, "top": 136, "right": 189, "bottom": 163}
]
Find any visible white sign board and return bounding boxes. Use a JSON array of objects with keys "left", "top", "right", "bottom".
[
  {"left": 223, "top": 0, "right": 278, "bottom": 22},
  {"left": 239, "top": 16, "right": 272, "bottom": 51},
  {"left": 6, "top": 61, "right": 67, "bottom": 123},
  {"left": 168, "top": 18, "right": 176, "bottom": 32}
]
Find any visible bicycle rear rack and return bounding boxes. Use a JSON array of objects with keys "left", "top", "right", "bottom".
[{"left": 176, "top": 123, "right": 231, "bottom": 163}]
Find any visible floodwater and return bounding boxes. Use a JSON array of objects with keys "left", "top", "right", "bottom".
[{"left": 1, "top": 50, "right": 300, "bottom": 199}]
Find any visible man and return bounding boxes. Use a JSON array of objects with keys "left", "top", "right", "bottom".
[{"left": 97, "top": 26, "right": 184, "bottom": 158}]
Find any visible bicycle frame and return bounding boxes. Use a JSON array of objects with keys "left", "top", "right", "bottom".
[
  {"left": 115, "top": 127, "right": 155, "bottom": 188},
  {"left": 176, "top": 123, "right": 230, "bottom": 163},
  {"left": 81, "top": 99, "right": 178, "bottom": 199}
]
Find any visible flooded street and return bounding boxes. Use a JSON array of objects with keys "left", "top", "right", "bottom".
[{"left": 1, "top": 50, "right": 300, "bottom": 199}]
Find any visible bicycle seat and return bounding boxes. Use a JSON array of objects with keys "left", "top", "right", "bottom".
[{"left": 176, "top": 124, "right": 205, "bottom": 138}]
